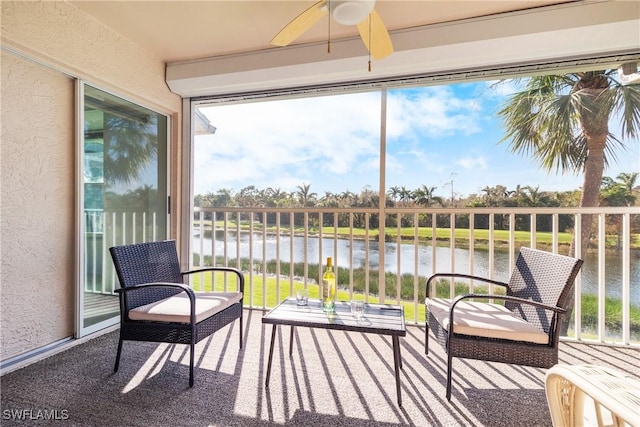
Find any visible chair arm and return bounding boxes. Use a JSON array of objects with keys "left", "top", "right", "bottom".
[
  {"left": 116, "top": 282, "right": 197, "bottom": 325},
  {"left": 447, "top": 294, "right": 566, "bottom": 344},
  {"left": 450, "top": 293, "right": 567, "bottom": 315},
  {"left": 115, "top": 281, "right": 195, "bottom": 297},
  {"left": 182, "top": 266, "right": 245, "bottom": 294},
  {"left": 426, "top": 273, "right": 508, "bottom": 298}
]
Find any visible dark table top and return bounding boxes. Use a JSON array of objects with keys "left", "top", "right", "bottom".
[{"left": 262, "top": 298, "right": 406, "bottom": 336}]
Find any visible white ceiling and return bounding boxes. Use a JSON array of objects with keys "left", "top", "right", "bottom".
[
  {"left": 68, "top": 1, "right": 639, "bottom": 98},
  {"left": 70, "top": 0, "right": 576, "bottom": 63}
]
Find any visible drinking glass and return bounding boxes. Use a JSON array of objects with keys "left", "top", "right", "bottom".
[
  {"left": 296, "top": 289, "right": 309, "bottom": 306},
  {"left": 351, "top": 300, "right": 364, "bottom": 320}
]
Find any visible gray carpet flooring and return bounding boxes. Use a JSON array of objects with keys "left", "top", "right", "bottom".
[{"left": 2, "top": 309, "right": 639, "bottom": 426}]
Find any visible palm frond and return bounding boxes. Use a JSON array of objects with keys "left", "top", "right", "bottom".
[
  {"left": 613, "top": 84, "right": 640, "bottom": 139},
  {"left": 603, "top": 132, "right": 627, "bottom": 168},
  {"left": 498, "top": 70, "right": 638, "bottom": 181}
]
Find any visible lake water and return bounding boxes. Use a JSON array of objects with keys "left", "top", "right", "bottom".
[{"left": 194, "top": 230, "right": 640, "bottom": 306}]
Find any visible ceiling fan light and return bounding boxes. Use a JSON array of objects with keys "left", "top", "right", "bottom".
[{"left": 332, "top": 0, "right": 375, "bottom": 25}]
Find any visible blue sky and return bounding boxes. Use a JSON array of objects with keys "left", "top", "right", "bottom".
[{"left": 195, "top": 81, "right": 639, "bottom": 199}]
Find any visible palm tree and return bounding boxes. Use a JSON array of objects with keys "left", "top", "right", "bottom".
[
  {"left": 498, "top": 70, "right": 640, "bottom": 256},
  {"left": 398, "top": 186, "right": 413, "bottom": 206},
  {"left": 521, "top": 185, "right": 551, "bottom": 207},
  {"left": 600, "top": 172, "right": 638, "bottom": 207},
  {"left": 387, "top": 186, "right": 401, "bottom": 203},
  {"left": 412, "top": 185, "right": 444, "bottom": 207},
  {"left": 264, "top": 187, "right": 285, "bottom": 206},
  {"left": 338, "top": 190, "right": 356, "bottom": 207},
  {"left": 295, "top": 183, "right": 317, "bottom": 207},
  {"left": 616, "top": 172, "right": 639, "bottom": 201},
  {"left": 103, "top": 115, "right": 158, "bottom": 185},
  {"left": 480, "top": 185, "right": 511, "bottom": 207},
  {"left": 238, "top": 185, "right": 260, "bottom": 207},
  {"left": 319, "top": 191, "right": 338, "bottom": 208},
  {"left": 600, "top": 172, "right": 638, "bottom": 252},
  {"left": 510, "top": 184, "right": 526, "bottom": 204}
]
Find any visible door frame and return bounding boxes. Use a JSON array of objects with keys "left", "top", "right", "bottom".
[{"left": 75, "top": 80, "right": 171, "bottom": 338}]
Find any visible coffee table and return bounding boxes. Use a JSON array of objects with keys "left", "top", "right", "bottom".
[{"left": 262, "top": 298, "right": 407, "bottom": 406}]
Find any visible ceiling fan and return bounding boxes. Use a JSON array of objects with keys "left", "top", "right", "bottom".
[{"left": 271, "top": 0, "right": 394, "bottom": 61}]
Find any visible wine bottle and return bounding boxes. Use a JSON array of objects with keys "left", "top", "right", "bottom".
[{"left": 322, "top": 257, "right": 336, "bottom": 313}]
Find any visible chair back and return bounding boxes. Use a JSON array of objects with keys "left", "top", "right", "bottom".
[
  {"left": 109, "top": 240, "right": 184, "bottom": 308},
  {"left": 506, "top": 247, "right": 583, "bottom": 334}
]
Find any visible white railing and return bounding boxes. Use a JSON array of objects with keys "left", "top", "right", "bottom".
[
  {"left": 81, "top": 207, "right": 638, "bottom": 345},
  {"left": 83, "top": 210, "right": 158, "bottom": 295},
  {"left": 192, "top": 206, "right": 639, "bottom": 346}
]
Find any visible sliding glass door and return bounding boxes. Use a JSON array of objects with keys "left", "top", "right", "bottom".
[{"left": 79, "top": 83, "right": 169, "bottom": 336}]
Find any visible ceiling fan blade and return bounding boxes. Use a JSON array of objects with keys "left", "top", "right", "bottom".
[
  {"left": 271, "top": 1, "right": 328, "bottom": 47},
  {"left": 357, "top": 9, "right": 394, "bottom": 60}
]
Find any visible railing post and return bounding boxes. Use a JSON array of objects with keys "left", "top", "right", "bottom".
[
  {"left": 249, "top": 212, "right": 254, "bottom": 308},
  {"left": 378, "top": 212, "right": 386, "bottom": 304},
  {"left": 488, "top": 213, "right": 495, "bottom": 295},
  {"left": 262, "top": 212, "right": 267, "bottom": 308},
  {"left": 289, "top": 212, "right": 294, "bottom": 297},
  {"left": 573, "top": 213, "right": 582, "bottom": 341},
  {"left": 449, "top": 213, "right": 455, "bottom": 299},
  {"left": 276, "top": 212, "right": 281, "bottom": 303},
  {"left": 552, "top": 213, "right": 559, "bottom": 253},
  {"left": 333, "top": 212, "right": 339, "bottom": 297},
  {"left": 318, "top": 211, "right": 323, "bottom": 298},
  {"left": 349, "top": 213, "right": 354, "bottom": 299},
  {"left": 530, "top": 213, "right": 536, "bottom": 248},
  {"left": 396, "top": 213, "right": 402, "bottom": 303},
  {"left": 469, "top": 213, "right": 475, "bottom": 292},
  {"left": 304, "top": 212, "right": 309, "bottom": 291},
  {"left": 365, "top": 213, "right": 370, "bottom": 299},
  {"left": 508, "top": 213, "right": 515, "bottom": 273},
  {"left": 622, "top": 213, "right": 631, "bottom": 345},
  {"left": 598, "top": 213, "right": 606, "bottom": 341}
]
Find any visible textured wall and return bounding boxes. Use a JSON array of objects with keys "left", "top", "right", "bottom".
[
  {"left": 1, "top": 52, "right": 75, "bottom": 359},
  {"left": 0, "top": 0, "right": 180, "bottom": 112},
  {"left": 1, "top": 0, "right": 181, "bottom": 361}
]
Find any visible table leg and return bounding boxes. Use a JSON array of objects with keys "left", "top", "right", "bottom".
[
  {"left": 265, "top": 324, "right": 278, "bottom": 388},
  {"left": 392, "top": 336, "right": 402, "bottom": 406},
  {"left": 289, "top": 326, "right": 295, "bottom": 356}
]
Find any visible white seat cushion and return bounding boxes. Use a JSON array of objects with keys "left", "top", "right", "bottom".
[
  {"left": 427, "top": 297, "right": 549, "bottom": 344},
  {"left": 129, "top": 292, "right": 242, "bottom": 324}
]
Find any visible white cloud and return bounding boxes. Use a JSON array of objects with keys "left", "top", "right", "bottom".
[
  {"left": 194, "top": 93, "right": 382, "bottom": 194},
  {"left": 386, "top": 87, "right": 483, "bottom": 141},
  {"left": 456, "top": 156, "right": 488, "bottom": 170}
]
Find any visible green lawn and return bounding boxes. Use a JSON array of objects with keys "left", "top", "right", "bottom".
[{"left": 191, "top": 271, "right": 425, "bottom": 322}]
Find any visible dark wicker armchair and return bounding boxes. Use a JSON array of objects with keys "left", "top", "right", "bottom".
[
  {"left": 425, "top": 247, "right": 583, "bottom": 400},
  {"left": 109, "top": 240, "right": 244, "bottom": 386}
]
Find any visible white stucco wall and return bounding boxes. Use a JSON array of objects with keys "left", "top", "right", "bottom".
[
  {"left": 0, "top": 0, "right": 182, "bottom": 362},
  {"left": 1, "top": 52, "right": 75, "bottom": 360},
  {"left": 1, "top": 0, "right": 180, "bottom": 112}
]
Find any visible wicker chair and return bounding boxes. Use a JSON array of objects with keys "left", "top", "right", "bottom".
[
  {"left": 545, "top": 364, "right": 640, "bottom": 427},
  {"left": 109, "top": 240, "right": 244, "bottom": 386},
  {"left": 425, "top": 247, "right": 583, "bottom": 400}
]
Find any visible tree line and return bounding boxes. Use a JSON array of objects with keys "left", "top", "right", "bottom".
[{"left": 193, "top": 172, "right": 638, "bottom": 234}]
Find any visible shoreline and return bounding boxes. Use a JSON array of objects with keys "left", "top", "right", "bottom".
[{"left": 195, "top": 223, "right": 640, "bottom": 254}]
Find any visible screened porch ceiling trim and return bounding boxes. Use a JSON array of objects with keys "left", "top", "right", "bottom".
[
  {"left": 167, "top": 1, "right": 639, "bottom": 100},
  {"left": 189, "top": 52, "right": 640, "bottom": 106}
]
